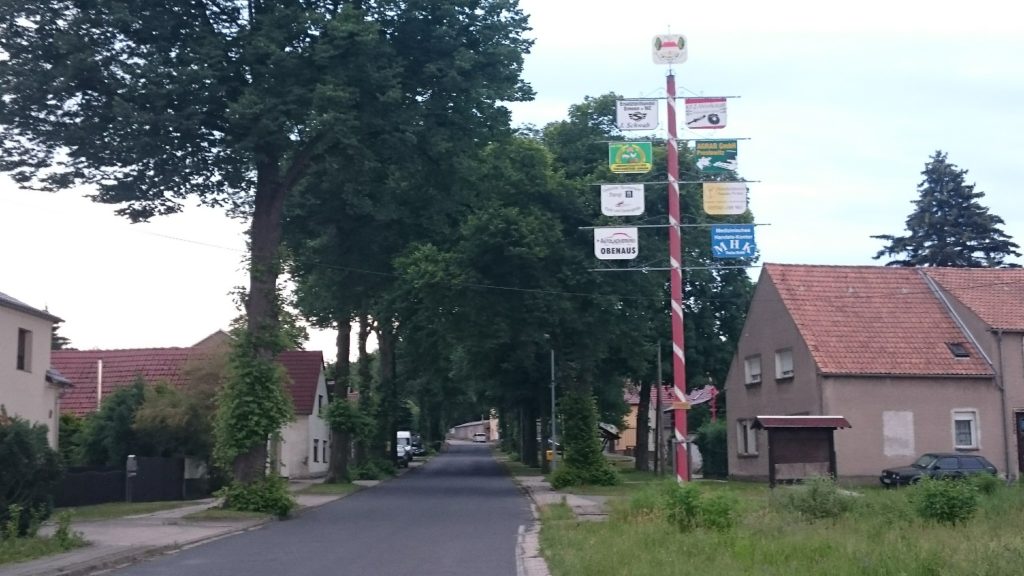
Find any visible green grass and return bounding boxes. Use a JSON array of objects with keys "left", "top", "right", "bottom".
[
  {"left": 496, "top": 452, "right": 546, "bottom": 477},
  {"left": 183, "top": 509, "right": 271, "bottom": 522},
  {"left": 57, "top": 501, "right": 195, "bottom": 521},
  {"left": 0, "top": 536, "right": 87, "bottom": 567},
  {"left": 540, "top": 481, "right": 1024, "bottom": 576},
  {"left": 299, "top": 482, "right": 362, "bottom": 495}
]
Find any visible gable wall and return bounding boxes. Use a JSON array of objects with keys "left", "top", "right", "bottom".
[{"left": 0, "top": 306, "right": 59, "bottom": 448}]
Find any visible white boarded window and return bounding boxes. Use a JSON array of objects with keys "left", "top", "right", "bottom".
[
  {"left": 952, "top": 410, "right": 978, "bottom": 449},
  {"left": 737, "top": 419, "right": 758, "bottom": 456},
  {"left": 744, "top": 355, "right": 762, "bottom": 385},
  {"left": 883, "top": 411, "right": 915, "bottom": 457},
  {"left": 775, "top": 348, "right": 794, "bottom": 379}
]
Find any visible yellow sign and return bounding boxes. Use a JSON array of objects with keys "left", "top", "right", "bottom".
[{"left": 703, "top": 182, "right": 748, "bottom": 215}]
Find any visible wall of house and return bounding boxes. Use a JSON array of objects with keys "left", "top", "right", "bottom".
[
  {"left": 620, "top": 405, "right": 639, "bottom": 453},
  {"left": 306, "top": 374, "right": 329, "bottom": 477},
  {"left": 279, "top": 417, "right": 309, "bottom": 478},
  {"left": 823, "top": 375, "right": 1003, "bottom": 479},
  {"left": 928, "top": 284, "right": 1024, "bottom": 479},
  {"left": 726, "top": 276, "right": 823, "bottom": 480},
  {"left": 0, "top": 307, "right": 59, "bottom": 448}
]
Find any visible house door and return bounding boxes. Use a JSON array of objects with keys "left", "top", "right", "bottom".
[{"left": 1016, "top": 413, "right": 1024, "bottom": 477}]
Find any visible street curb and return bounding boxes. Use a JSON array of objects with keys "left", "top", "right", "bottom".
[{"left": 506, "top": 472, "right": 551, "bottom": 576}]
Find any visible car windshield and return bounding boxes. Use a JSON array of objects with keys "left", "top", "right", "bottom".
[{"left": 912, "top": 454, "right": 937, "bottom": 468}]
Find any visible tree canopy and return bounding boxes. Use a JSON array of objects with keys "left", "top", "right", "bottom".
[{"left": 873, "top": 151, "right": 1020, "bottom": 267}]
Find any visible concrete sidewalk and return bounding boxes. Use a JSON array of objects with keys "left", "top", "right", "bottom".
[{"left": 0, "top": 476, "right": 373, "bottom": 576}]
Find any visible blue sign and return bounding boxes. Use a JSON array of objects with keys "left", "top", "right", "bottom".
[{"left": 711, "top": 225, "right": 756, "bottom": 259}]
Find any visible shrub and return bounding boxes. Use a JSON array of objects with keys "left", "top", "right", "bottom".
[
  {"left": 551, "top": 391, "right": 619, "bottom": 489},
  {"left": 53, "top": 512, "right": 84, "bottom": 549},
  {"left": 783, "top": 476, "right": 854, "bottom": 521},
  {"left": 969, "top": 473, "right": 1001, "bottom": 496},
  {"left": 695, "top": 420, "right": 728, "bottom": 478},
  {"left": 662, "top": 482, "right": 702, "bottom": 532},
  {"left": 621, "top": 485, "right": 664, "bottom": 522},
  {"left": 700, "top": 492, "right": 738, "bottom": 532},
  {"left": 216, "top": 476, "right": 295, "bottom": 518},
  {"left": 913, "top": 477, "right": 978, "bottom": 525},
  {"left": 0, "top": 409, "right": 62, "bottom": 537}
]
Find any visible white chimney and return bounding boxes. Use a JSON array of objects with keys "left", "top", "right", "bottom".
[{"left": 97, "top": 359, "right": 103, "bottom": 409}]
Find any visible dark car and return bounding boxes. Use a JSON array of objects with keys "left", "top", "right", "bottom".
[
  {"left": 411, "top": 434, "right": 426, "bottom": 457},
  {"left": 880, "top": 453, "right": 997, "bottom": 487}
]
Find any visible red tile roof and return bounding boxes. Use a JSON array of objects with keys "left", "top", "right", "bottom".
[
  {"left": 924, "top": 268, "right": 1024, "bottom": 332},
  {"left": 764, "top": 264, "right": 993, "bottom": 377},
  {"left": 624, "top": 385, "right": 675, "bottom": 406},
  {"left": 53, "top": 347, "right": 324, "bottom": 416}
]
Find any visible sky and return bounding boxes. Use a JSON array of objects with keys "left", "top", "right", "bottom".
[{"left": 2, "top": 0, "right": 1022, "bottom": 361}]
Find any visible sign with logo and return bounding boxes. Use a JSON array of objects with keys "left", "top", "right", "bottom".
[
  {"left": 608, "top": 142, "right": 653, "bottom": 173},
  {"left": 601, "top": 184, "right": 645, "bottom": 216},
  {"left": 594, "top": 227, "right": 639, "bottom": 260},
  {"left": 616, "top": 100, "right": 658, "bottom": 131},
  {"left": 694, "top": 140, "right": 737, "bottom": 174},
  {"left": 685, "top": 98, "right": 727, "bottom": 129},
  {"left": 703, "top": 182, "right": 748, "bottom": 215},
  {"left": 711, "top": 224, "right": 756, "bottom": 258},
  {"left": 652, "top": 34, "right": 688, "bottom": 64}
]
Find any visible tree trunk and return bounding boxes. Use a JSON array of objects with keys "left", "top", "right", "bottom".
[
  {"left": 635, "top": 379, "right": 652, "bottom": 471},
  {"left": 325, "top": 318, "right": 352, "bottom": 482},
  {"left": 326, "top": 430, "right": 351, "bottom": 483},
  {"left": 522, "top": 401, "right": 539, "bottom": 467},
  {"left": 233, "top": 161, "right": 287, "bottom": 484},
  {"left": 377, "top": 322, "right": 397, "bottom": 464},
  {"left": 334, "top": 318, "right": 352, "bottom": 399},
  {"left": 354, "top": 315, "right": 372, "bottom": 465}
]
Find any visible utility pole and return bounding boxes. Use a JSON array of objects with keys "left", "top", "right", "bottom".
[
  {"left": 654, "top": 340, "right": 662, "bottom": 474},
  {"left": 550, "top": 348, "right": 557, "bottom": 470}
]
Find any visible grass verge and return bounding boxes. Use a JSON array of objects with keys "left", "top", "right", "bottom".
[
  {"left": 299, "top": 483, "right": 362, "bottom": 495},
  {"left": 0, "top": 537, "right": 86, "bottom": 567},
  {"left": 57, "top": 501, "right": 196, "bottom": 522},
  {"left": 183, "top": 509, "right": 272, "bottom": 522}
]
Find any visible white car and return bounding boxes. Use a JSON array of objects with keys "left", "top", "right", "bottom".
[{"left": 472, "top": 432, "right": 488, "bottom": 443}]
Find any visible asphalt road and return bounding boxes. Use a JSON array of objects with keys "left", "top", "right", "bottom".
[{"left": 111, "top": 442, "right": 532, "bottom": 576}]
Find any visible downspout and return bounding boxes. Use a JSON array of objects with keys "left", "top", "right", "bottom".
[
  {"left": 97, "top": 359, "right": 103, "bottom": 410},
  {"left": 995, "top": 330, "right": 1013, "bottom": 481}
]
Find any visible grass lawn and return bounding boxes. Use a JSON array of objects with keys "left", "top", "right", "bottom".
[
  {"left": 496, "top": 452, "right": 546, "bottom": 477},
  {"left": 540, "top": 480, "right": 1024, "bottom": 576},
  {"left": 183, "top": 509, "right": 271, "bottom": 522},
  {"left": 57, "top": 501, "right": 196, "bottom": 522},
  {"left": 299, "top": 482, "right": 362, "bottom": 495},
  {"left": 0, "top": 536, "right": 86, "bottom": 567}
]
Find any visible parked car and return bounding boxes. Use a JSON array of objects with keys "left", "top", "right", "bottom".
[
  {"left": 473, "top": 432, "right": 488, "bottom": 443},
  {"left": 411, "top": 433, "right": 426, "bottom": 457},
  {"left": 396, "top": 430, "right": 414, "bottom": 460},
  {"left": 880, "top": 453, "right": 997, "bottom": 486}
]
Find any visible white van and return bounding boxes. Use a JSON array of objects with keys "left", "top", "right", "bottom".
[{"left": 396, "top": 431, "right": 414, "bottom": 460}]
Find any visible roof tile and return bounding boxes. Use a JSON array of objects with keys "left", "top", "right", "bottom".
[{"left": 924, "top": 268, "right": 1024, "bottom": 332}]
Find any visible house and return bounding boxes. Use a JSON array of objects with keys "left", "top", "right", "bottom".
[
  {"left": 52, "top": 335, "right": 331, "bottom": 478},
  {"left": 0, "top": 290, "right": 69, "bottom": 448},
  {"left": 726, "top": 264, "right": 1024, "bottom": 483},
  {"left": 620, "top": 385, "right": 674, "bottom": 456}
]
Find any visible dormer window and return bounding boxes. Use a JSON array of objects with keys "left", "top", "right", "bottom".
[{"left": 946, "top": 342, "right": 970, "bottom": 358}]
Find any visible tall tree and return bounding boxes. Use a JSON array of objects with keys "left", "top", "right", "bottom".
[
  {"left": 873, "top": 151, "right": 1020, "bottom": 267},
  {"left": 51, "top": 323, "right": 72, "bottom": 350},
  {"left": 1, "top": 0, "right": 532, "bottom": 483}
]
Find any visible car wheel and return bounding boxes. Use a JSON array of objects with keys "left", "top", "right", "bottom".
[{"left": 909, "top": 476, "right": 922, "bottom": 485}]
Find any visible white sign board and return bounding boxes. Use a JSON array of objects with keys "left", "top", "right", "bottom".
[
  {"left": 652, "top": 34, "right": 687, "bottom": 64},
  {"left": 685, "top": 98, "right": 727, "bottom": 129},
  {"left": 703, "top": 182, "right": 748, "bottom": 215},
  {"left": 616, "top": 100, "right": 659, "bottom": 131},
  {"left": 601, "top": 184, "right": 645, "bottom": 216},
  {"left": 594, "top": 227, "right": 639, "bottom": 260}
]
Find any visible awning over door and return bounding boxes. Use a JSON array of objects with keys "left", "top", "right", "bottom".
[{"left": 754, "top": 415, "right": 851, "bottom": 429}]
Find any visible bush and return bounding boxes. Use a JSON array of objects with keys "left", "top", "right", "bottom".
[
  {"left": 353, "top": 459, "right": 396, "bottom": 481},
  {"left": 969, "top": 473, "right": 1001, "bottom": 496},
  {"left": 551, "top": 391, "right": 619, "bottom": 489},
  {"left": 52, "top": 512, "right": 83, "bottom": 549},
  {"left": 700, "top": 492, "right": 738, "bottom": 532},
  {"left": 0, "top": 409, "right": 62, "bottom": 537},
  {"left": 913, "top": 477, "right": 978, "bottom": 525},
  {"left": 783, "top": 476, "right": 854, "bottom": 521},
  {"left": 216, "top": 476, "right": 295, "bottom": 518},
  {"left": 695, "top": 420, "right": 728, "bottom": 478},
  {"left": 663, "top": 482, "right": 702, "bottom": 532},
  {"left": 621, "top": 485, "right": 664, "bottom": 522}
]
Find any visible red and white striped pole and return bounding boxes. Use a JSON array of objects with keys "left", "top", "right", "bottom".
[{"left": 666, "top": 72, "right": 691, "bottom": 483}]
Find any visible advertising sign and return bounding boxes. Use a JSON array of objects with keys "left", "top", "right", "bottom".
[
  {"left": 711, "top": 224, "right": 757, "bottom": 258},
  {"left": 616, "top": 99, "right": 659, "bottom": 131},
  {"left": 601, "top": 184, "right": 645, "bottom": 216},
  {"left": 608, "top": 142, "right": 653, "bottom": 173},
  {"left": 703, "top": 182, "right": 748, "bottom": 215},
  {"left": 594, "top": 228, "right": 639, "bottom": 260},
  {"left": 652, "top": 34, "right": 688, "bottom": 64},
  {"left": 685, "top": 98, "right": 727, "bottom": 129},
  {"left": 694, "top": 140, "right": 737, "bottom": 173}
]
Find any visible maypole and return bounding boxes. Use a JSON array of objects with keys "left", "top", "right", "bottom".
[{"left": 665, "top": 71, "right": 690, "bottom": 483}]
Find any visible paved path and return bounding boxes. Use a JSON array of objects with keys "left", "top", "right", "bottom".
[{"left": 100, "top": 443, "right": 532, "bottom": 576}]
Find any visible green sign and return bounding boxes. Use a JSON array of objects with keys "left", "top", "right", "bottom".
[
  {"left": 694, "top": 140, "right": 737, "bottom": 174},
  {"left": 608, "top": 142, "right": 653, "bottom": 174}
]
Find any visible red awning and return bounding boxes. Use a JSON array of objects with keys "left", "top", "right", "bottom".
[{"left": 754, "top": 416, "right": 851, "bottom": 429}]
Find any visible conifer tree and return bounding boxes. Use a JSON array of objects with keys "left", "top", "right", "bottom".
[{"left": 873, "top": 151, "right": 1020, "bottom": 267}]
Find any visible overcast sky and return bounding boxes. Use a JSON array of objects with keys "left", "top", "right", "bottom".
[{"left": 2, "top": 0, "right": 1021, "bottom": 361}]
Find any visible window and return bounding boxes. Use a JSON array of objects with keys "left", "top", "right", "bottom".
[
  {"left": 744, "top": 355, "right": 762, "bottom": 385},
  {"left": 16, "top": 329, "right": 32, "bottom": 372},
  {"left": 313, "top": 439, "right": 320, "bottom": 463},
  {"left": 936, "top": 457, "right": 958, "bottom": 470},
  {"left": 318, "top": 394, "right": 324, "bottom": 413},
  {"left": 946, "top": 342, "right": 970, "bottom": 358},
  {"left": 323, "top": 441, "right": 328, "bottom": 464},
  {"left": 959, "top": 456, "right": 984, "bottom": 470},
  {"left": 952, "top": 410, "right": 978, "bottom": 449},
  {"left": 737, "top": 419, "right": 758, "bottom": 456},
  {"left": 775, "top": 348, "right": 794, "bottom": 379}
]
